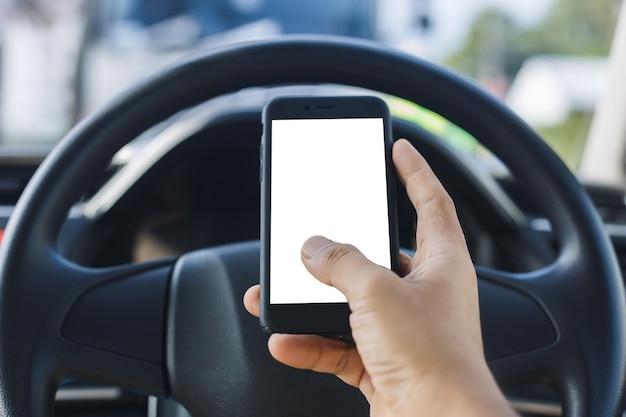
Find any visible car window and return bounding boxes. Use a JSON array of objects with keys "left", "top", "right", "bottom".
[{"left": 0, "top": 0, "right": 622, "bottom": 175}]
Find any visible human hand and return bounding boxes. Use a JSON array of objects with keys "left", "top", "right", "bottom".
[{"left": 244, "top": 139, "right": 518, "bottom": 417}]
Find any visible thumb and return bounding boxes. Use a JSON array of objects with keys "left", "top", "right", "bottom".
[{"left": 301, "top": 236, "right": 397, "bottom": 302}]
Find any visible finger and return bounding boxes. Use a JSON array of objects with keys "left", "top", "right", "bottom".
[
  {"left": 301, "top": 236, "right": 396, "bottom": 301},
  {"left": 243, "top": 285, "right": 260, "bottom": 317},
  {"left": 268, "top": 333, "right": 374, "bottom": 399},
  {"left": 399, "top": 251, "right": 413, "bottom": 276},
  {"left": 393, "top": 139, "right": 466, "bottom": 256}
]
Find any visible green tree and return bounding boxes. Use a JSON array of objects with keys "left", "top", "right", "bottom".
[
  {"left": 444, "top": 0, "right": 622, "bottom": 169},
  {"left": 447, "top": 0, "right": 621, "bottom": 79},
  {"left": 516, "top": 0, "right": 620, "bottom": 57},
  {"left": 447, "top": 8, "right": 523, "bottom": 80}
]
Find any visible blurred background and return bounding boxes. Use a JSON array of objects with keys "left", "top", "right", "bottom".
[{"left": 0, "top": 0, "right": 622, "bottom": 172}]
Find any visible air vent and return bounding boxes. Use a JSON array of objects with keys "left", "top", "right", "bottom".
[{"left": 584, "top": 184, "right": 626, "bottom": 225}]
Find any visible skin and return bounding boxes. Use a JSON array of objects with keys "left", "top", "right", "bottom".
[{"left": 244, "top": 139, "right": 519, "bottom": 417}]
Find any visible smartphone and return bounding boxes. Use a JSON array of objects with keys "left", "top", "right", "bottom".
[{"left": 260, "top": 96, "right": 399, "bottom": 336}]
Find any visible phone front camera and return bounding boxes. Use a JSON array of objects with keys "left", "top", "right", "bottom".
[{"left": 304, "top": 105, "right": 311, "bottom": 111}]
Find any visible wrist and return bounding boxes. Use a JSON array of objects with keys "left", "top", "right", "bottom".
[{"left": 401, "top": 365, "right": 518, "bottom": 417}]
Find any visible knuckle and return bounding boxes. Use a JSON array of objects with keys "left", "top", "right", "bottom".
[
  {"left": 332, "top": 349, "right": 352, "bottom": 375},
  {"left": 407, "top": 169, "right": 456, "bottom": 210},
  {"left": 421, "top": 188, "right": 456, "bottom": 215},
  {"left": 320, "top": 244, "right": 355, "bottom": 268}
]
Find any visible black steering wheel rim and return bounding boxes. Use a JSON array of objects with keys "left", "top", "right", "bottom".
[{"left": 0, "top": 35, "right": 624, "bottom": 417}]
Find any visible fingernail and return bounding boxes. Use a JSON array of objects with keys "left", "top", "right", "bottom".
[{"left": 301, "top": 235, "right": 334, "bottom": 259}]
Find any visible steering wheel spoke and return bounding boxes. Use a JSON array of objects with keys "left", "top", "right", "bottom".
[
  {"left": 477, "top": 260, "right": 626, "bottom": 416},
  {"left": 59, "top": 259, "right": 174, "bottom": 393},
  {"left": 477, "top": 266, "right": 559, "bottom": 360},
  {"left": 0, "top": 248, "right": 173, "bottom": 415}
]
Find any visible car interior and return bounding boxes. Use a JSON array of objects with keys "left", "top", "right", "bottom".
[{"left": 1, "top": 1, "right": 626, "bottom": 417}]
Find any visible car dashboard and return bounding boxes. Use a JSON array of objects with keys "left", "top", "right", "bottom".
[{"left": 1, "top": 105, "right": 626, "bottom": 417}]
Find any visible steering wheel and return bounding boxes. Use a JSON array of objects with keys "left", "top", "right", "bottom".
[{"left": 0, "top": 36, "right": 624, "bottom": 417}]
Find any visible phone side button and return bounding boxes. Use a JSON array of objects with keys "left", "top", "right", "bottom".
[{"left": 259, "top": 142, "right": 264, "bottom": 183}]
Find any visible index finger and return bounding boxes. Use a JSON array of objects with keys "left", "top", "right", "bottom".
[{"left": 392, "top": 139, "right": 466, "bottom": 257}]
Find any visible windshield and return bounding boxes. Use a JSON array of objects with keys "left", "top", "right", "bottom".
[{"left": 0, "top": 0, "right": 623, "bottom": 179}]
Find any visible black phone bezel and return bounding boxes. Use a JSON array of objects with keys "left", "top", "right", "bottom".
[{"left": 260, "top": 95, "right": 399, "bottom": 335}]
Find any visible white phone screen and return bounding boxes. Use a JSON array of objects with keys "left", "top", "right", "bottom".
[{"left": 270, "top": 117, "right": 391, "bottom": 304}]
